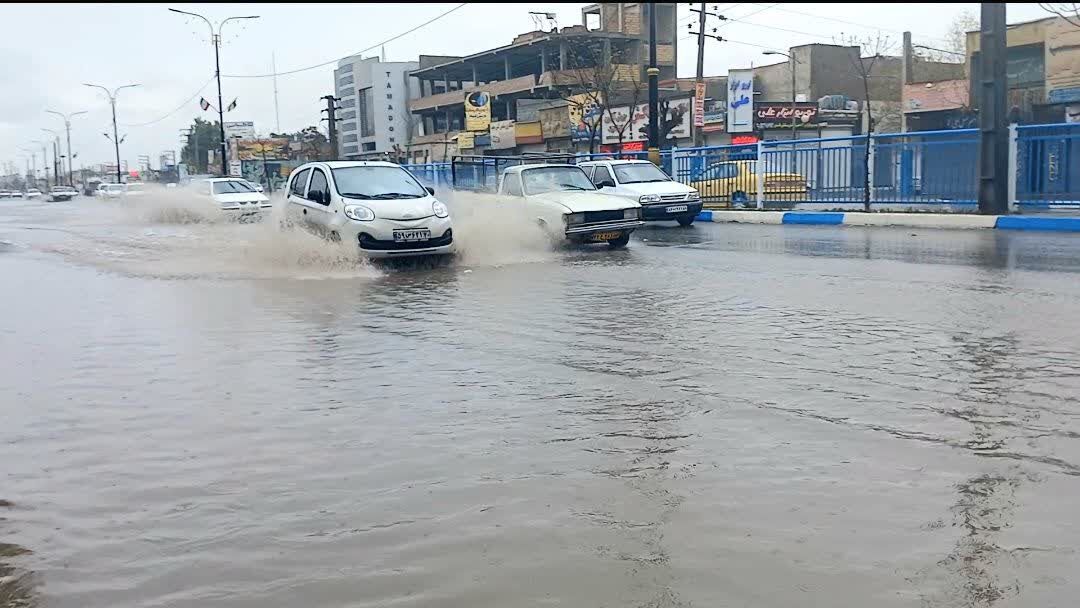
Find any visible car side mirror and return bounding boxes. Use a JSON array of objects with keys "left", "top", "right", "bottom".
[
  {"left": 310, "top": 190, "right": 323, "bottom": 204},
  {"left": 426, "top": 186, "right": 435, "bottom": 196},
  {"left": 598, "top": 179, "right": 615, "bottom": 188}
]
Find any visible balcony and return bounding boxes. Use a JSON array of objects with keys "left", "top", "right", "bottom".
[{"left": 409, "top": 75, "right": 540, "bottom": 112}]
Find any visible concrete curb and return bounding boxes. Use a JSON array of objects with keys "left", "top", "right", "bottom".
[{"left": 695, "top": 211, "right": 1080, "bottom": 233}]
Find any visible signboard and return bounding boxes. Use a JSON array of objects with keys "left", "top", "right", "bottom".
[
  {"left": 229, "top": 160, "right": 242, "bottom": 177},
  {"left": 457, "top": 131, "right": 474, "bottom": 149},
  {"left": 754, "top": 102, "right": 819, "bottom": 128},
  {"left": 693, "top": 82, "right": 706, "bottom": 127},
  {"left": 568, "top": 93, "right": 603, "bottom": 143},
  {"left": 236, "top": 138, "right": 289, "bottom": 161},
  {"left": 514, "top": 121, "right": 543, "bottom": 144},
  {"left": 601, "top": 98, "right": 693, "bottom": 144},
  {"left": 489, "top": 120, "right": 516, "bottom": 149},
  {"left": 731, "top": 134, "right": 759, "bottom": 145},
  {"left": 539, "top": 106, "right": 570, "bottom": 139},
  {"left": 727, "top": 69, "right": 754, "bottom": 133},
  {"left": 702, "top": 109, "right": 725, "bottom": 132},
  {"left": 464, "top": 91, "right": 491, "bottom": 132},
  {"left": 224, "top": 121, "right": 255, "bottom": 139}
]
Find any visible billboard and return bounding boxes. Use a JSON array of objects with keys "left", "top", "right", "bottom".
[
  {"left": 754, "top": 102, "right": 819, "bottom": 129},
  {"left": 457, "top": 131, "right": 474, "bottom": 149},
  {"left": 727, "top": 69, "right": 754, "bottom": 133},
  {"left": 464, "top": 91, "right": 491, "bottom": 132},
  {"left": 568, "top": 93, "right": 603, "bottom": 143},
  {"left": 693, "top": 82, "right": 706, "bottom": 127},
  {"left": 236, "top": 138, "right": 289, "bottom": 161},
  {"left": 229, "top": 160, "right": 242, "bottom": 177},
  {"left": 601, "top": 98, "right": 694, "bottom": 144},
  {"left": 514, "top": 121, "right": 543, "bottom": 144},
  {"left": 224, "top": 121, "right": 255, "bottom": 139},
  {"left": 489, "top": 120, "right": 516, "bottom": 149}
]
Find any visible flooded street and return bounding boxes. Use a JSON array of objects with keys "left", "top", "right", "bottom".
[{"left": 3, "top": 193, "right": 1080, "bottom": 608}]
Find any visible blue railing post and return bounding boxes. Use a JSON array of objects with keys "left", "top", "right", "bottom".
[
  {"left": 1008, "top": 123, "right": 1018, "bottom": 213},
  {"left": 755, "top": 140, "right": 765, "bottom": 210}
]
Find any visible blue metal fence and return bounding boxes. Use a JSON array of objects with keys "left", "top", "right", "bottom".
[{"left": 401, "top": 122, "right": 1080, "bottom": 213}]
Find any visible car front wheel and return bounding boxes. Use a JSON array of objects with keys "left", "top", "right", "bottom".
[
  {"left": 677, "top": 215, "right": 695, "bottom": 227},
  {"left": 607, "top": 233, "right": 631, "bottom": 249}
]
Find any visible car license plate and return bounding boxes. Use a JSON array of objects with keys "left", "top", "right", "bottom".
[
  {"left": 665, "top": 205, "right": 688, "bottom": 213},
  {"left": 393, "top": 229, "right": 431, "bottom": 242},
  {"left": 590, "top": 231, "right": 622, "bottom": 242}
]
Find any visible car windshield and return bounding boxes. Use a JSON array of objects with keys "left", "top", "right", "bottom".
[
  {"left": 612, "top": 163, "right": 671, "bottom": 184},
  {"left": 521, "top": 166, "right": 596, "bottom": 195},
  {"left": 331, "top": 166, "right": 428, "bottom": 199},
  {"left": 212, "top": 180, "right": 256, "bottom": 194}
]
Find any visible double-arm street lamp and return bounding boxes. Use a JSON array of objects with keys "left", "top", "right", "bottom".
[
  {"left": 83, "top": 83, "right": 140, "bottom": 184},
  {"left": 46, "top": 109, "right": 88, "bottom": 187},
  {"left": 168, "top": 8, "right": 260, "bottom": 176}
]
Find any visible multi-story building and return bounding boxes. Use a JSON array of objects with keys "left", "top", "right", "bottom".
[
  {"left": 334, "top": 55, "right": 420, "bottom": 160},
  {"left": 406, "top": 2, "right": 677, "bottom": 161}
]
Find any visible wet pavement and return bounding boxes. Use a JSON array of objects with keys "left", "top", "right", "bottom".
[{"left": 2, "top": 192, "right": 1080, "bottom": 608}]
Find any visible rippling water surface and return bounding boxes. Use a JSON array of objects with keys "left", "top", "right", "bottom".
[{"left": 2, "top": 191, "right": 1080, "bottom": 607}]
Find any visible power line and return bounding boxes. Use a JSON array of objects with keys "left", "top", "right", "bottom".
[
  {"left": 716, "top": 2, "right": 782, "bottom": 29},
  {"left": 746, "top": 2, "right": 952, "bottom": 46},
  {"left": 223, "top": 3, "right": 468, "bottom": 79},
  {"left": 119, "top": 75, "right": 216, "bottom": 127}
]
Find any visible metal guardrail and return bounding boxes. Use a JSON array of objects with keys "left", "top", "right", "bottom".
[{"left": 401, "top": 122, "right": 1080, "bottom": 212}]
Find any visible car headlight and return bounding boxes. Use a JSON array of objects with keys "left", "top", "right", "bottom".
[
  {"left": 565, "top": 212, "right": 585, "bottom": 226},
  {"left": 686, "top": 191, "right": 701, "bottom": 201},
  {"left": 432, "top": 200, "right": 449, "bottom": 218},
  {"left": 639, "top": 194, "right": 660, "bottom": 203},
  {"left": 623, "top": 208, "right": 640, "bottom": 220},
  {"left": 343, "top": 204, "right": 375, "bottom": 221}
]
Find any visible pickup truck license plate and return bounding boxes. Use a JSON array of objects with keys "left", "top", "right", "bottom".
[
  {"left": 591, "top": 231, "right": 622, "bottom": 242},
  {"left": 665, "top": 205, "right": 688, "bottom": 213},
  {"left": 393, "top": 229, "right": 431, "bottom": 242}
]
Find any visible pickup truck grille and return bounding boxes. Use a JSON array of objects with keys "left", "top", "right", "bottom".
[
  {"left": 659, "top": 193, "right": 689, "bottom": 202},
  {"left": 583, "top": 209, "right": 625, "bottom": 223}
]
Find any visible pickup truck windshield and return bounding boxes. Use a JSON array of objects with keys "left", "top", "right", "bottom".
[
  {"left": 521, "top": 166, "right": 596, "bottom": 195},
  {"left": 332, "top": 166, "right": 428, "bottom": 200},
  {"left": 613, "top": 163, "right": 670, "bottom": 184}
]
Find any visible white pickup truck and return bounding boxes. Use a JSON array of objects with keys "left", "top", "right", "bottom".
[{"left": 492, "top": 163, "right": 644, "bottom": 248}]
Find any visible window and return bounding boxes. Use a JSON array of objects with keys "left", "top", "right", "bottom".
[
  {"left": 341, "top": 122, "right": 357, "bottom": 132},
  {"left": 503, "top": 175, "right": 524, "bottom": 197},
  {"left": 212, "top": 180, "right": 257, "bottom": 194},
  {"left": 343, "top": 145, "right": 358, "bottom": 154},
  {"left": 290, "top": 169, "right": 311, "bottom": 196},
  {"left": 580, "top": 165, "right": 595, "bottom": 180},
  {"left": 307, "top": 169, "right": 329, "bottom": 204},
  {"left": 342, "top": 133, "right": 358, "bottom": 143},
  {"left": 362, "top": 142, "right": 377, "bottom": 151},
  {"left": 340, "top": 110, "right": 356, "bottom": 120},
  {"left": 357, "top": 87, "right": 375, "bottom": 137},
  {"left": 590, "top": 165, "right": 614, "bottom": 187},
  {"left": 521, "top": 167, "right": 596, "bottom": 195},
  {"left": 340, "top": 97, "right": 356, "bottom": 108},
  {"left": 612, "top": 162, "right": 670, "bottom": 184},
  {"left": 330, "top": 165, "right": 428, "bottom": 199},
  {"left": 338, "top": 74, "right": 354, "bottom": 87}
]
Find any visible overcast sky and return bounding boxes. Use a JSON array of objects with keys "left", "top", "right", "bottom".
[{"left": 0, "top": 2, "right": 1052, "bottom": 173}]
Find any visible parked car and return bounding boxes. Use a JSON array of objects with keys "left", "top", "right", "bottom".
[
  {"left": 689, "top": 160, "right": 807, "bottom": 206},
  {"left": 0, "top": 190, "right": 14, "bottom": 199},
  {"left": 48, "top": 186, "right": 77, "bottom": 202},
  {"left": 24, "top": 189, "right": 43, "bottom": 200},
  {"left": 494, "top": 164, "right": 644, "bottom": 248},
  {"left": 284, "top": 161, "right": 454, "bottom": 258},
  {"left": 201, "top": 178, "right": 272, "bottom": 219},
  {"left": 579, "top": 159, "right": 702, "bottom": 226}
]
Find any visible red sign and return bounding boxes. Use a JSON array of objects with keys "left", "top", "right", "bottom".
[
  {"left": 754, "top": 103, "right": 818, "bottom": 126},
  {"left": 621, "top": 141, "right": 645, "bottom": 152},
  {"left": 731, "top": 135, "right": 759, "bottom": 145},
  {"left": 693, "top": 82, "right": 706, "bottom": 127}
]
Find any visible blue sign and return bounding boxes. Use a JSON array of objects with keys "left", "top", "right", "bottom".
[{"left": 1048, "top": 87, "right": 1080, "bottom": 104}]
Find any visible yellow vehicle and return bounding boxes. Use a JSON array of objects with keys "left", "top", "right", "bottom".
[{"left": 690, "top": 160, "right": 807, "bottom": 207}]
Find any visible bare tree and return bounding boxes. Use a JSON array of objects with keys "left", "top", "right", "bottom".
[
  {"left": 554, "top": 37, "right": 644, "bottom": 153},
  {"left": 1040, "top": 3, "right": 1080, "bottom": 27},
  {"left": 838, "top": 32, "right": 895, "bottom": 211}
]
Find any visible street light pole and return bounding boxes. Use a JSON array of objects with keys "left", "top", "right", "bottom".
[
  {"left": 42, "top": 129, "right": 61, "bottom": 186},
  {"left": 763, "top": 50, "right": 802, "bottom": 171},
  {"left": 168, "top": 9, "right": 260, "bottom": 176},
  {"left": 46, "top": 109, "right": 88, "bottom": 186},
  {"left": 83, "top": 83, "right": 140, "bottom": 184},
  {"left": 646, "top": 2, "right": 660, "bottom": 165}
]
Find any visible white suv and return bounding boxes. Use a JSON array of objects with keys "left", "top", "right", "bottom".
[
  {"left": 579, "top": 160, "right": 702, "bottom": 226},
  {"left": 284, "top": 161, "right": 454, "bottom": 258}
]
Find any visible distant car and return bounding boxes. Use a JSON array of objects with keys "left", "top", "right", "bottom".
[
  {"left": 201, "top": 178, "right": 272, "bottom": 218},
  {"left": 579, "top": 159, "right": 702, "bottom": 226},
  {"left": 284, "top": 160, "right": 454, "bottom": 258},
  {"left": 689, "top": 160, "right": 807, "bottom": 207},
  {"left": 0, "top": 190, "right": 14, "bottom": 199},
  {"left": 48, "top": 187, "right": 76, "bottom": 202},
  {"left": 125, "top": 182, "right": 145, "bottom": 197},
  {"left": 98, "top": 183, "right": 127, "bottom": 199},
  {"left": 241, "top": 179, "right": 265, "bottom": 193},
  {"left": 24, "top": 189, "right": 43, "bottom": 200}
]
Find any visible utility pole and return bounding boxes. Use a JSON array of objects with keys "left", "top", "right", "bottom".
[
  {"left": 168, "top": 8, "right": 261, "bottom": 176},
  {"left": 272, "top": 52, "right": 281, "bottom": 133},
  {"left": 84, "top": 83, "right": 140, "bottom": 184},
  {"left": 321, "top": 95, "right": 342, "bottom": 160},
  {"left": 977, "top": 2, "right": 1008, "bottom": 215},
  {"left": 46, "top": 110, "right": 88, "bottom": 186},
  {"left": 647, "top": 2, "right": 660, "bottom": 165},
  {"left": 688, "top": 5, "right": 727, "bottom": 147}
]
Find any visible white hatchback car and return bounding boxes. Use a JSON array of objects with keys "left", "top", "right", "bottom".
[
  {"left": 201, "top": 178, "right": 272, "bottom": 218},
  {"left": 284, "top": 161, "right": 453, "bottom": 258}
]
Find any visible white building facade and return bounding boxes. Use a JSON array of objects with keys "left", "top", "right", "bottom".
[{"left": 334, "top": 55, "right": 420, "bottom": 159}]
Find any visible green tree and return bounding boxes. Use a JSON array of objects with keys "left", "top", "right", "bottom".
[{"left": 180, "top": 118, "right": 222, "bottom": 174}]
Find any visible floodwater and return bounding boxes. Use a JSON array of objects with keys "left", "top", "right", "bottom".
[{"left": 2, "top": 189, "right": 1080, "bottom": 608}]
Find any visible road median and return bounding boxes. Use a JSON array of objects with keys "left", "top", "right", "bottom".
[{"left": 695, "top": 210, "right": 1080, "bottom": 233}]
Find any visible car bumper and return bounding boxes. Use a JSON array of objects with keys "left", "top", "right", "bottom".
[
  {"left": 336, "top": 216, "right": 455, "bottom": 258},
  {"left": 564, "top": 219, "right": 644, "bottom": 243},
  {"left": 221, "top": 204, "right": 273, "bottom": 214},
  {"left": 641, "top": 201, "right": 703, "bottom": 220}
]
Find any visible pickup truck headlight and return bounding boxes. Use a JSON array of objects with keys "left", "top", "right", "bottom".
[
  {"left": 639, "top": 194, "right": 660, "bottom": 203},
  {"left": 686, "top": 191, "right": 701, "bottom": 201},
  {"left": 623, "top": 208, "right": 640, "bottom": 220},
  {"left": 343, "top": 204, "right": 375, "bottom": 221},
  {"left": 565, "top": 212, "right": 585, "bottom": 226}
]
